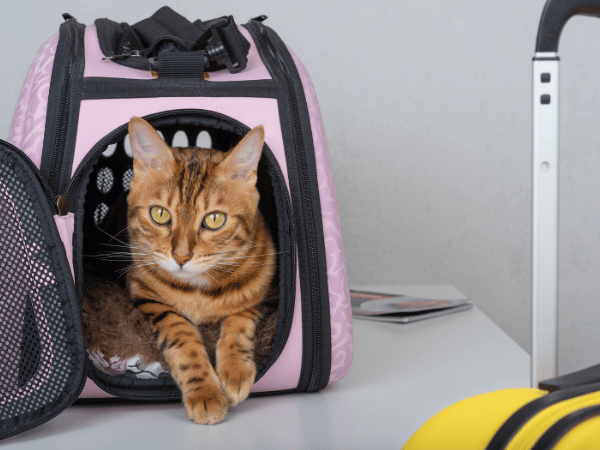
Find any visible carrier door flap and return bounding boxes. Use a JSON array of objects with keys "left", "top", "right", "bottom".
[{"left": 0, "top": 141, "right": 85, "bottom": 441}]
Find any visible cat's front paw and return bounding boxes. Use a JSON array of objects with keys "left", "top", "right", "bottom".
[
  {"left": 183, "top": 384, "right": 228, "bottom": 425},
  {"left": 218, "top": 361, "right": 256, "bottom": 406}
]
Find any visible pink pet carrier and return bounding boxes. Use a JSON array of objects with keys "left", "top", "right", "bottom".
[{"left": 0, "top": 8, "right": 352, "bottom": 439}]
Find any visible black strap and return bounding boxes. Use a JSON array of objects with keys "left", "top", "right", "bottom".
[
  {"left": 531, "top": 404, "right": 600, "bottom": 450},
  {"left": 485, "top": 382, "right": 600, "bottom": 450},
  {"left": 95, "top": 7, "right": 250, "bottom": 75},
  {"left": 155, "top": 50, "right": 205, "bottom": 80}
]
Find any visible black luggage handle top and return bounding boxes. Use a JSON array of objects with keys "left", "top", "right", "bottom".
[{"left": 536, "top": 0, "right": 600, "bottom": 52}]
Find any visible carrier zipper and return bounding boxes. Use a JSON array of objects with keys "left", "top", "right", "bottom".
[
  {"left": 0, "top": 366, "right": 88, "bottom": 440},
  {"left": 0, "top": 140, "right": 60, "bottom": 215},
  {"left": 64, "top": 109, "right": 296, "bottom": 387},
  {"left": 249, "top": 22, "right": 329, "bottom": 392},
  {"left": 84, "top": 361, "right": 181, "bottom": 401},
  {"left": 47, "top": 20, "right": 77, "bottom": 196}
]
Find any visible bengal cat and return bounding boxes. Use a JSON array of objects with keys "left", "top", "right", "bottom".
[{"left": 121, "top": 117, "right": 276, "bottom": 424}]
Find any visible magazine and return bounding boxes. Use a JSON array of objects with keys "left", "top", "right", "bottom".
[{"left": 350, "top": 289, "right": 472, "bottom": 323}]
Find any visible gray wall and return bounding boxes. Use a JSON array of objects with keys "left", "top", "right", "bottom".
[{"left": 3, "top": 0, "right": 599, "bottom": 376}]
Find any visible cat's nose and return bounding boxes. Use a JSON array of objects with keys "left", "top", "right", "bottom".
[{"left": 172, "top": 252, "right": 192, "bottom": 267}]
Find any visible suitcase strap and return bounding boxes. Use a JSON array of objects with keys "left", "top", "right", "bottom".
[{"left": 486, "top": 383, "right": 600, "bottom": 450}]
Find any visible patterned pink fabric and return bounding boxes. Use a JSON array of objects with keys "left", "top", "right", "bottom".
[
  {"left": 0, "top": 181, "right": 55, "bottom": 404},
  {"left": 9, "top": 33, "right": 59, "bottom": 169},
  {"left": 286, "top": 47, "right": 353, "bottom": 384}
]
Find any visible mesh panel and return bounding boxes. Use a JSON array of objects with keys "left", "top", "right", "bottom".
[
  {"left": 0, "top": 161, "right": 71, "bottom": 421},
  {"left": 17, "top": 297, "right": 41, "bottom": 388}
]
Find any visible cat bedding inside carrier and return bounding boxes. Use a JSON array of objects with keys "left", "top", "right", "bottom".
[{"left": 79, "top": 113, "right": 288, "bottom": 390}]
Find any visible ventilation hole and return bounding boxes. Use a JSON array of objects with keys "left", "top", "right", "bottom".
[
  {"left": 124, "top": 134, "right": 133, "bottom": 157},
  {"left": 195, "top": 130, "right": 212, "bottom": 148},
  {"left": 123, "top": 168, "right": 134, "bottom": 191},
  {"left": 172, "top": 130, "right": 189, "bottom": 147},
  {"left": 94, "top": 203, "right": 109, "bottom": 225},
  {"left": 102, "top": 143, "right": 117, "bottom": 158},
  {"left": 96, "top": 167, "right": 114, "bottom": 194},
  {"left": 156, "top": 130, "right": 165, "bottom": 140}
]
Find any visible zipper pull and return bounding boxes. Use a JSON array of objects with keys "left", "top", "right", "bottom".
[
  {"left": 56, "top": 196, "right": 69, "bottom": 216},
  {"left": 251, "top": 15, "right": 268, "bottom": 22},
  {"left": 103, "top": 50, "right": 142, "bottom": 61}
]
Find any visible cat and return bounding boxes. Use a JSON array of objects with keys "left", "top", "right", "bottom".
[{"left": 83, "top": 117, "right": 277, "bottom": 424}]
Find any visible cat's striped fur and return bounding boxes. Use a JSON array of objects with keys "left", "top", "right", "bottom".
[{"left": 126, "top": 117, "right": 276, "bottom": 424}]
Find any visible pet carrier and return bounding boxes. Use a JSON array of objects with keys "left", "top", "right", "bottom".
[{"left": 0, "top": 7, "right": 352, "bottom": 439}]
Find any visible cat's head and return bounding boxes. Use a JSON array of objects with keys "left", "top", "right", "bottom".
[{"left": 126, "top": 117, "right": 265, "bottom": 287}]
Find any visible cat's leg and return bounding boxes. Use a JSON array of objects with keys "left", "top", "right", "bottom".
[
  {"left": 134, "top": 299, "right": 228, "bottom": 424},
  {"left": 216, "top": 308, "right": 260, "bottom": 406}
]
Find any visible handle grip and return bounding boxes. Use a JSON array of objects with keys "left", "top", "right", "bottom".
[{"left": 536, "top": 0, "right": 600, "bottom": 52}]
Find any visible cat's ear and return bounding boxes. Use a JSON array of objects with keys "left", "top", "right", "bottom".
[
  {"left": 128, "top": 117, "right": 175, "bottom": 172},
  {"left": 221, "top": 126, "right": 264, "bottom": 183}
]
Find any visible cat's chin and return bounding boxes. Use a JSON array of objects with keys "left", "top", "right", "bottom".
[
  {"left": 157, "top": 261, "right": 211, "bottom": 288},
  {"left": 170, "top": 270, "right": 211, "bottom": 288}
]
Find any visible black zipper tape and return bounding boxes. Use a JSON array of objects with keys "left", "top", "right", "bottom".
[
  {"left": 486, "top": 382, "right": 600, "bottom": 450},
  {"left": 0, "top": 144, "right": 86, "bottom": 440},
  {"left": 67, "top": 109, "right": 296, "bottom": 396},
  {"left": 246, "top": 22, "right": 332, "bottom": 392},
  {"left": 41, "top": 18, "right": 86, "bottom": 198}
]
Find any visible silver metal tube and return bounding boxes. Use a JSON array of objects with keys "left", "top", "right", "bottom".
[{"left": 531, "top": 56, "right": 559, "bottom": 387}]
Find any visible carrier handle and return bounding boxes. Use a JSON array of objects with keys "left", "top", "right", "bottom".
[{"left": 536, "top": 0, "right": 600, "bottom": 52}]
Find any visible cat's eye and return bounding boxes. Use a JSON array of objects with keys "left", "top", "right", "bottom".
[
  {"left": 203, "top": 212, "right": 226, "bottom": 230},
  {"left": 150, "top": 206, "right": 171, "bottom": 225}
]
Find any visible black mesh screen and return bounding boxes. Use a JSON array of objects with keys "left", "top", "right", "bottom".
[{"left": 17, "top": 296, "right": 41, "bottom": 388}]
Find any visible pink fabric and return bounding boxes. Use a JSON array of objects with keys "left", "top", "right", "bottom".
[
  {"left": 54, "top": 213, "right": 74, "bottom": 280},
  {"left": 287, "top": 47, "right": 353, "bottom": 384},
  {"left": 9, "top": 33, "right": 59, "bottom": 169},
  {"left": 73, "top": 97, "right": 289, "bottom": 188},
  {"left": 252, "top": 265, "right": 303, "bottom": 392},
  {"left": 83, "top": 25, "right": 271, "bottom": 81},
  {"left": 80, "top": 377, "right": 116, "bottom": 399}
]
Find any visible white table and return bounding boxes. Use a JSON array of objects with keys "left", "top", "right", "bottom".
[{"left": 4, "top": 285, "right": 530, "bottom": 449}]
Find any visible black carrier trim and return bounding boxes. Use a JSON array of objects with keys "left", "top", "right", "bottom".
[
  {"left": 82, "top": 77, "right": 277, "bottom": 99},
  {"left": 40, "top": 18, "right": 86, "bottom": 197},
  {"left": 246, "top": 22, "right": 332, "bottom": 392}
]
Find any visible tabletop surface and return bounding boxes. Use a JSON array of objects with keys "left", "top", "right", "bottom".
[{"left": 4, "top": 285, "right": 530, "bottom": 450}]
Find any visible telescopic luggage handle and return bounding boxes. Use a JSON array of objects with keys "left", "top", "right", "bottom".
[
  {"left": 532, "top": 0, "right": 600, "bottom": 389},
  {"left": 537, "top": 0, "right": 600, "bottom": 52}
]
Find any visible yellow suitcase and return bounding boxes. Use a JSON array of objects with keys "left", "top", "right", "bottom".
[{"left": 406, "top": 0, "right": 600, "bottom": 447}]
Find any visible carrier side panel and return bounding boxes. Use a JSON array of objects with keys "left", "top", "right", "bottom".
[
  {"left": 285, "top": 48, "right": 353, "bottom": 384},
  {"left": 8, "top": 34, "right": 59, "bottom": 170}
]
